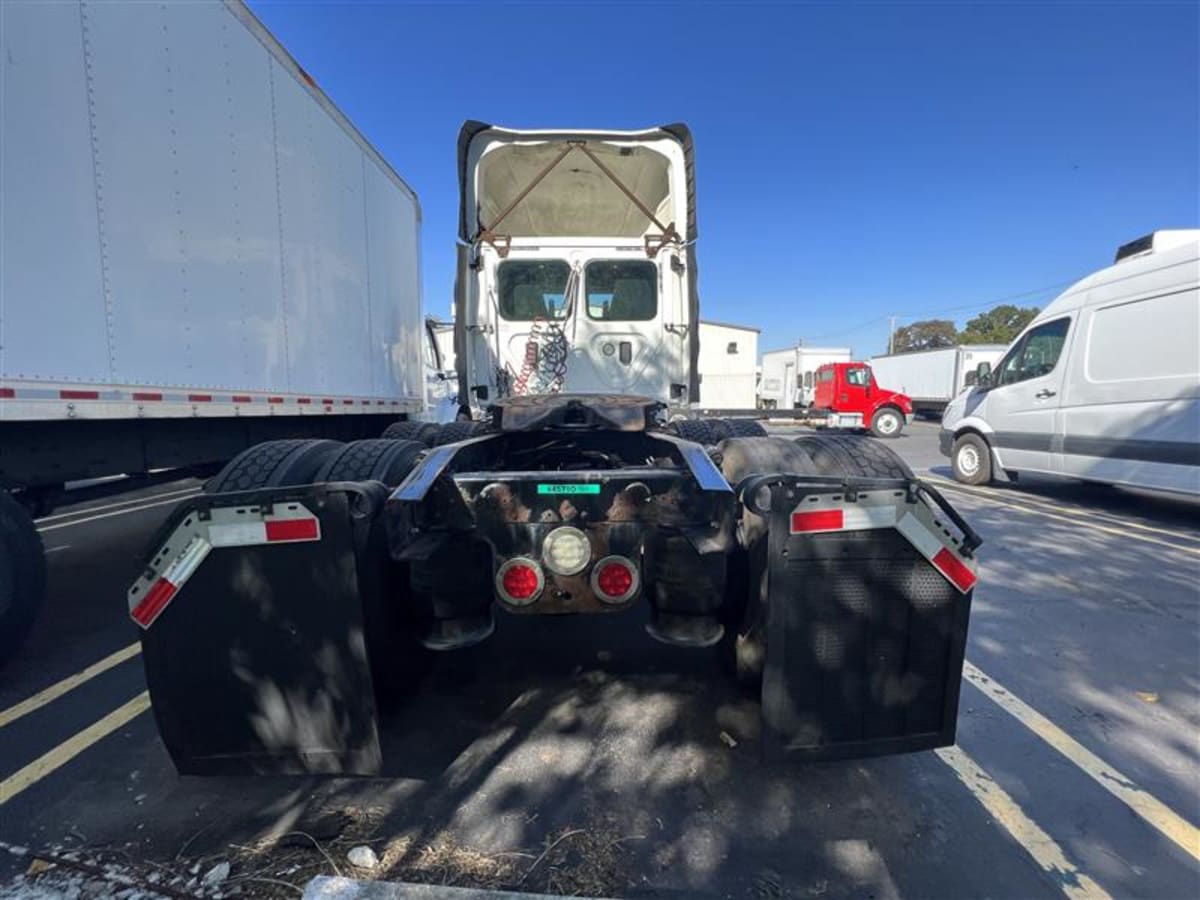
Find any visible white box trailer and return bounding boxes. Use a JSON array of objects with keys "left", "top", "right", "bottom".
[
  {"left": 758, "top": 346, "right": 852, "bottom": 409},
  {"left": 0, "top": 0, "right": 425, "bottom": 663},
  {"left": 869, "top": 345, "right": 1007, "bottom": 417},
  {"left": 697, "top": 320, "right": 759, "bottom": 410}
]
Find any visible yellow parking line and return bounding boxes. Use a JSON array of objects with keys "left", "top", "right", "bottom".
[
  {"left": 929, "top": 480, "right": 1199, "bottom": 555},
  {"left": 965, "top": 662, "right": 1200, "bottom": 861},
  {"left": 926, "top": 475, "right": 1198, "bottom": 542},
  {"left": 0, "top": 692, "right": 150, "bottom": 805},
  {"left": 936, "top": 746, "right": 1112, "bottom": 899},
  {"left": 0, "top": 643, "right": 142, "bottom": 730}
]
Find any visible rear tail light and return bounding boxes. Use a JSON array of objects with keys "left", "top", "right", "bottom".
[
  {"left": 590, "top": 555, "right": 639, "bottom": 604},
  {"left": 496, "top": 557, "right": 544, "bottom": 606}
]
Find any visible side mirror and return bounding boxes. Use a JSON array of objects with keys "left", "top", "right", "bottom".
[{"left": 975, "top": 361, "right": 992, "bottom": 388}]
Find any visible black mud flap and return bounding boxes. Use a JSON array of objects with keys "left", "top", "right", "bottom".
[
  {"left": 129, "top": 483, "right": 389, "bottom": 775},
  {"left": 751, "top": 476, "right": 977, "bottom": 762}
]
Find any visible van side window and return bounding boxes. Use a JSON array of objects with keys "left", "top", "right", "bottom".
[
  {"left": 996, "top": 318, "right": 1070, "bottom": 385},
  {"left": 804, "top": 371, "right": 813, "bottom": 388}
]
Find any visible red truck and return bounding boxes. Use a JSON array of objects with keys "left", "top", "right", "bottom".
[{"left": 811, "top": 362, "right": 914, "bottom": 438}]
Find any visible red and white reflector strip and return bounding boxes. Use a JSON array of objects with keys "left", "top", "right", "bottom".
[
  {"left": 894, "top": 512, "right": 978, "bottom": 593},
  {"left": 790, "top": 491, "right": 977, "bottom": 594},
  {"left": 128, "top": 503, "right": 322, "bottom": 629}
]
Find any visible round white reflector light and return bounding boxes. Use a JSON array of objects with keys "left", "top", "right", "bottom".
[{"left": 542, "top": 526, "right": 591, "bottom": 576}]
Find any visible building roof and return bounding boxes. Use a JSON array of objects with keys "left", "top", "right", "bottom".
[{"left": 700, "top": 319, "right": 761, "bottom": 333}]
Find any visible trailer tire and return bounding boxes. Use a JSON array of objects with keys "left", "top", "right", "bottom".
[
  {"left": 205, "top": 439, "right": 345, "bottom": 493},
  {"left": 720, "top": 417, "right": 767, "bottom": 438},
  {"left": 792, "top": 432, "right": 913, "bottom": 480},
  {"left": 317, "top": 439, "right": 426, "bottom": 487},
  {"left": 870, "top": 406, "right": 905, "bottom": 439},
  {"left": 952, "top": 433, "right": 993, "bottom": 485},
  {"left": 663, "top": 418, "right": 717, "bottom": 446},
  {"left": 432, "top": 420, "right": 486, "bottom": 446},
  {"left": 381, "top": 420, "right": 439, "bottom": 447},
  {"left": 0, "top": 493, "right": 46, "bottom": 668}
]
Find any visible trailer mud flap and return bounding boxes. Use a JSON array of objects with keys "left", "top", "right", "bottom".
[
  {"left": 750, "top": 477, "right": 977, "bottom": 761},
  {"left": 128, "top": 484, "right": 387, "bottom": 775}
]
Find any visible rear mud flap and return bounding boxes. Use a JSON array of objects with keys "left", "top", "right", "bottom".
[
  {"left": 130, "top": 484, "right": 388, "bottom": 775},
  {"left": 752, "top": 477, "right": 977, "bottom": 761}
]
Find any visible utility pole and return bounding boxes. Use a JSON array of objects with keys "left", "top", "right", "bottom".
[{"left": 888, "top": 316, "right": 897, "bottom": 354}]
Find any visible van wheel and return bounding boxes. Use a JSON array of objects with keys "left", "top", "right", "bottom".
[
  {"left": 952, "top": 433, "right": 993, "bottom": 485},
  {"left": 870, "top": 406, "right": 904, "bottom": 439}
]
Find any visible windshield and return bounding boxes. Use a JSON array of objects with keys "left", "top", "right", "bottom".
[
  {"left": 585, "top": 260, "right": 658, "bottom": 321},
  {"left": 497, "top": 260, "right": 571, "bottom": 320}
]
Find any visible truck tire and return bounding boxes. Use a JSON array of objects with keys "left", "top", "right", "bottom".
[
  {"left": 0, "top": 493, "right": 46, "bottom": 668},
  {"left": 952, "top": 433, "right": 993, "bottom": 485},
  {"left": 792, "top": 432, "right": 913, "bottom": 480},
  {"left": 381, "top": 420, "right": 439, "bottom": 447},
  {"left": 663, "top": 418, "right": 717, "bottom": 445},
  {"left": 720, "top": 417, "right": 767, "bottom": 438},
  {"left": 316, "top": 439, "right": 426, "bottom": 487},
  {"left": 870, "top": 406, "right": 905, "bottom": 439},
  {"left": 205, "top": 439, "right": 344, "bottom": 493},
  {"left": 432, "top": 420, "right": 486, "bottom": 446},
  {"left": 718, "top": 437, "right": 822, "bottom": 688}
]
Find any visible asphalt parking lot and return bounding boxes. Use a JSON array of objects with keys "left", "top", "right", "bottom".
[{"left": 1, "top": 420, "right": 1197, "bottom": 899}]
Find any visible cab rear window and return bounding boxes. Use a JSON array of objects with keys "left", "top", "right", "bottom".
[
  {"left": 497, "top": 260, "right": 571, "bottom": 321},
  {"left": 585, "top": 260, "right": 657, "bottom": 321}
]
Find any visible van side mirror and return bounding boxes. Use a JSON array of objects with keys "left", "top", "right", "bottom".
[{"left": 975, "top": 361, "right": 992, "bottom": 388}]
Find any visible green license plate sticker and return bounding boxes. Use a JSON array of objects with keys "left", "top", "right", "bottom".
[{"left": 537, "top": 483, "right": 601, "bottom": 496}]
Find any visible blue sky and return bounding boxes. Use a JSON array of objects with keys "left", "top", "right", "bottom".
[{"left": 251, "top": 0, "right": 1198, "bottom": 357}]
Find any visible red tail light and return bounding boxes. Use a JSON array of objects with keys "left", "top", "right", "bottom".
[
  {"left": 496, "top": 558, "right": 544, "bottom": 606},
  {"left": 590, "top": 556, "right": 639, "bottom": 604}
]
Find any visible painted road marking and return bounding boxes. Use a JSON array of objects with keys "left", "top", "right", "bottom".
[
  {"left": 929, "top": 481, "right": 1199, "bottom": 555},
  {"left": 0, "top": 692, "right": 150, "bottom": 805},
  {"left": 965, "top": 662, "right": 1200, "bottom": 862},
  {"left": 0, "top": 643, "right": 142, "bottom": 730},
  {"left": 37, "top": 493, "right": 200, "bottom": 534},
  {"left": 35, "top": 486, "right": 200, "bottom": 525},
  {"left": 926, "top": 475, "right": 1200, "bottom": 546},
  {"left": 936, "top": 746, "right": 1113, "bottom": 899}
]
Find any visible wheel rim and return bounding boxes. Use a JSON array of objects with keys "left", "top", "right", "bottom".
[
  {"left": 958, "top": 445, "right": 980, "bottom": 476},
  {"left": 877, "top": 412, "right": 899, "bottom": 435}
]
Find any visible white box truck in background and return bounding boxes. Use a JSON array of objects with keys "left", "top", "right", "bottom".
[
  {"left": 869, "top": 345, "right": 1007, "bottom": 418},
  {"left": 1, "top": 0, "right": 425, "bottom": 664},
  {"left": 758, "top": 346, "right": 852, "bottom": 409}
]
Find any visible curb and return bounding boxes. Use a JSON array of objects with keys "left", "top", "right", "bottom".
[{"left": 302, "top": 875, "right": 615, "bottom": 900}]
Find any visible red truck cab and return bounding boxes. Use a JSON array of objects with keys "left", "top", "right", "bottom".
[{"left": 812, "top": 362, "right": 913, "bottom": 438}]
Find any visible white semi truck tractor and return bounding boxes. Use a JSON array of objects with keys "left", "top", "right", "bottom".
[
  {"left": 0, "top": 0, "right": 432, "bottom": 666},
  {"left": 124, "top": 119, "right": 983, "bottom": 773}
]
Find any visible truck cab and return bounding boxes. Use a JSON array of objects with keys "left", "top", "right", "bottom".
[
  {"left": 453, "top": 123, "right": 699, "bottom": 412},
  {"left": 812, "top": 362, "right": 913, "bottom": 438}
]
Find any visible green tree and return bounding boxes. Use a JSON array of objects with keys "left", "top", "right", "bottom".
[
  {"left": 891, "top": 319, "right": 957, "bottom": 353},
  {"left": 959, "top": 305, "right": 1040, "bottom": 344}
]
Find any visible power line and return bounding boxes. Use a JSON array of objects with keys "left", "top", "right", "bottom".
[{"left": 800, "top": 273, "right": 1083, "bottom": 341}]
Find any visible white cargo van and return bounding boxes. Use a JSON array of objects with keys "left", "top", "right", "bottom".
[{"left": 940, "top": 230, "right": 1200, "bottom": 494}]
